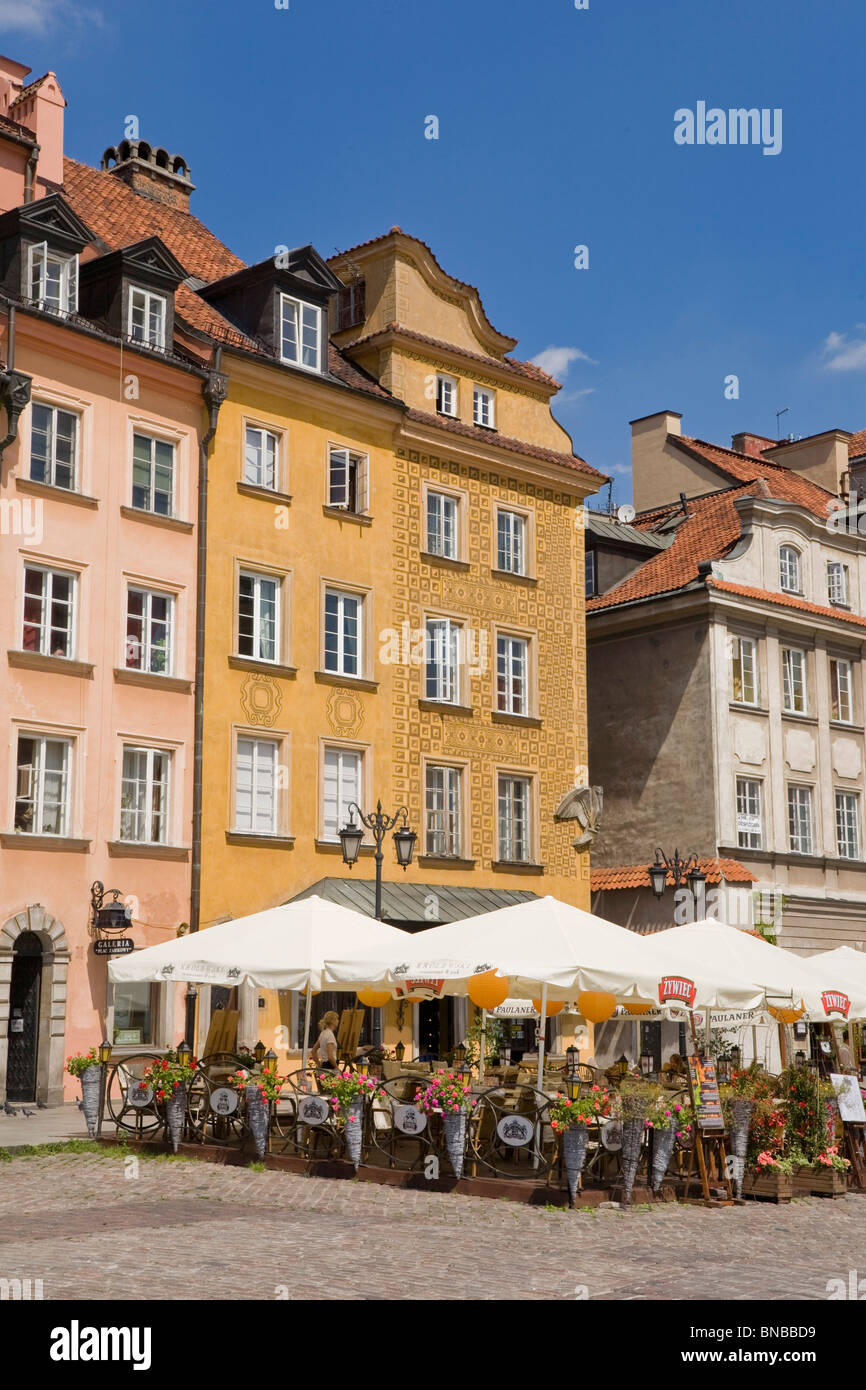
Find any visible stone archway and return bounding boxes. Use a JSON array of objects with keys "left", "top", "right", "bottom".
[{"left": 0, "top": 904, "right": 70, "bottom": 1106}]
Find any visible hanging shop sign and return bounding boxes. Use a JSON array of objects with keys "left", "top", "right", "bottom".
[
  {"left": 93, "top": 938, "right": 134, "bottom": 956},
  {"left": 658, "top": 976, "right": 698, "bottom": 1009},
  {"left": 832, "top": 1073, "right": 866, "bottom": 1125}
]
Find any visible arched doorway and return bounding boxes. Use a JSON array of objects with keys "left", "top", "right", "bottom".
[{"left": 7, "top": 934, "right": 42, "bottom": 1102}]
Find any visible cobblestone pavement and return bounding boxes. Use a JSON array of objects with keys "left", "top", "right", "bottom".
[{"left": 1, "top": 1151, "right": 864, "bottom": 1300}]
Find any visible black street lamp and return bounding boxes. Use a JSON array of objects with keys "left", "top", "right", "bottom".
[
  {"left": 648, "top": 849, "right": 706, "bottom": 914},
  {"left": 339, "top": 800, "right": 417, "bottom": 921}
]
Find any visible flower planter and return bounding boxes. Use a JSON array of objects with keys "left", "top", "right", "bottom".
[
  {"left": 620, "top": 1115, "right": 646, "bottom": 1205},
  {"left": 728, "top": 1098, "right": 754, "bottom": 1200},
  {"left": 164, "top": 1087, "right": 186, "bottom": 1154},
  {"left": 245, "top": 1083, "right": 270, "bottom": 1160},
  {"left": 343, "top": 1096, "right": 365, "bottom": 1171},
  {"left": 79, "top": 1064, "right": 102, "bottom": 1140},
  {"left": 561, "top": 1123, "right": 588, "bottom": 1205},
  {"left": 650, "top": 1124, "right": 678, "bottom": 1193},
  {"left": 792, "top": 1164, "right": 848, "bottom": 1198},
  {"left": 443, "top": 1110, "right": 468, "bottom": 1179},
  {"left": 742, "top": 1168, "right": 793, "bottom": 1202}
]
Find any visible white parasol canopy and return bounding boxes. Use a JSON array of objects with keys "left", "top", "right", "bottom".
[{"left": 803, "top": 944, "right": 866, "bottom": 1021}]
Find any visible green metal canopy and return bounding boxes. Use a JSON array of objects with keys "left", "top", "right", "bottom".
[{"left": 286, "top": 877, "right": 538, "bottom": 927}]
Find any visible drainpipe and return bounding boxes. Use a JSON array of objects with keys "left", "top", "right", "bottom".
[
  {"left": 24, "top": 144, "right": 39, "bottom": 204},
  {"left": 0, "top": 304, "right": 33, "bottom": 458},
  {"left": 186, "top": 349, "right": 227, "bottom": 1048}
]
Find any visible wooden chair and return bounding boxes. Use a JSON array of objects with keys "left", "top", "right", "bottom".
[
  {"left": 337, "top": 1008, "right": 365, "bottom": 1064},
  {"left": 201, "top": 1008, "right": 239, "bottom": 1060}
]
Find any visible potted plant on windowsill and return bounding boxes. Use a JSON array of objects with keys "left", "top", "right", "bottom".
[
  {"left": 66, "top": 1048, "right": 102, "bottom": 1139},
  {"left": 227, "top": 1065, "right": 285, "bottom": 1160},
  {"left": 140, "top": 1050, "right": 198, "bottom": 1154},
  {"left": 549, "top": 1086, "right": 613, "bottom": 1205},
  {"left": 415, "top": 1071, "right": 478, "bottom": 1179},
  {"left": 317, "top": 1069, "right": 380, "bottom": 1170}
]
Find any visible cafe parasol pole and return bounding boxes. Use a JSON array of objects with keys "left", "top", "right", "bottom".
[
  {"left": 536, "top": 980, "right": 548, "bottom": 1093},
  {"left": 479, "top": 1010, "right": 486, "bottom": 1084},
  {"left": 301, "top": 979, "right": 312, "bottom": 1076}
]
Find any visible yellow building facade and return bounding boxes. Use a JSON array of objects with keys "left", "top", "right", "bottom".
[{"left": 198, "top": 230, "right": 603, "bottom": 1063}]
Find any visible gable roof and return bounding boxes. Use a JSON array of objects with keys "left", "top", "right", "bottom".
[{"left": 404, "top": 406, "right": 604, "bottom": 482}]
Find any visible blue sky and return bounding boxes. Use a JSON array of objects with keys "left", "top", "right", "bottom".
[{"left": 6, "top": 0, "right": 866, "bottom": 502}]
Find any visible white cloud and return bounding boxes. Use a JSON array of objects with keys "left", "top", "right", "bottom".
[
  {"left": 821, "top": 329, "right": 866, "bottom": 371},
  {"left": 0, "top": 0, "right": 100, "bottom": 33},
  {"left": 557, "top": 387, "right": 595, "bottom": 405},
  {"left": 530, "top": 345, "right": 596, "bottom": 380}
]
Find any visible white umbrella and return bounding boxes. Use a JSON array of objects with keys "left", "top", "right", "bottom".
[
  {"left": 640, "top": 921, "right": 866, "bottom": 1023},
  {"left": 108, "top": 895, "right": 409, "bottom": 1068},
  {"left": 803, "top": 945, "right": 866, "bottom": 1022}
]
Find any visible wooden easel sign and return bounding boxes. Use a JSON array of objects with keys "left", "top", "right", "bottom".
[
  {"left": 830, "top": 1072, "right": 866, "bottom": 1190},
  {"left": 684, "top": 1054, "right": 733, "bottom": 1203}
]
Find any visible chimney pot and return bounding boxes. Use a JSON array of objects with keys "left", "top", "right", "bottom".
[{"left": 102, "top": 139, "right": 195, "bottom": 211}]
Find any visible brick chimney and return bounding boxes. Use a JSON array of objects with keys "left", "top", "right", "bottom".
[
  {"left": 731, "top": 431, "right": 776, "bottom": 459},
  {"left": 101, "top": 140, "right": 194, "bottom": 211}
]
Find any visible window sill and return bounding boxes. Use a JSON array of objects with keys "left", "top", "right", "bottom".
[
  {"left": 729, "top": 702, "right": 768, "bottom": 715},
  {"left": 491, "top": 860, "right": 545, "bottom": 875},
  {"left": 420, "top": 551, "right": 470, "bottom": 572},
  {"left": 491, "top": 711, "right": 542, "bottom": 729},
  {"left": 107, "top": 841, "right": 189, "bottom": 861},
  {"left": 315, "top": 671, "right": 378, "bottom": 692},
  {"left": 237, "top": 482, "right": 293, "bottom": 506},
  {"left": 225, "top": 832, "right": 295, "bottom": 849},
  {"left": 114, "top": 668, "right": 192, "bottom": 693},
  {"left": 322, "top": 505, "right": 373, "bottom": 527},
  {"left": 780, "top": 711, "right": 818, "bottom": 725},
  {"left": 436, "top": 409, "right": 458, "bottom": 421},
  {"left": 229, "top": 656, "right": 297, "bottom": 679},
  {"left": 417, "top": 854, "right": 477, "bottom": 869},
  {"left": 315, "top": 839, "right": 375, "bottom": 856},
  {"left": 120, "top": 506, "right": 193, "bottom": 533},
  {"left": 0, "top": 833, "right": 90, "bottom": 852},
  {"left": 16, "top": 476, "right": 99, "bottom": 509},
  {"left": 418, "top": 699, "right": 474, "bottom": 717},
  {"left": 8, "top": 650, "right": 94, "bottom": 678},
  {"left": 829, "top": 719, "right": 864, "bottom": 733},
  {"left": 473, "top": 421, "right": 497, "bottom": 433},
  {"left": 491, "top": 568, "right": 537, "bottom": 586}
]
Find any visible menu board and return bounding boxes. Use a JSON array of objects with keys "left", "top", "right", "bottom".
[{"left": 687, "top": 1055, "right": 725, "bottom": 1131}]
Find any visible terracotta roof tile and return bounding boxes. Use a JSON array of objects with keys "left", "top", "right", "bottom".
[
  {"left": 591, "top": 858, "right": 756, "bottom": 891},
  {"left": 709, "top": 578, "right": 866, "bottom": 630},
  {"left": 343, "top": 321, "right": 561, "bottom": 389},
  {"left": 848, "top": 429, "right": 866, "bottom": 459},
  {"left": 0, "top": 111, "right": 35, "bottom": 142},
  {"left": 404, "top": 407, "right": 604, "bottom": 481}
]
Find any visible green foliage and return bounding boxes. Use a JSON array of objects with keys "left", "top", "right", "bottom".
[
  {"left": 65, "top": 1048, "right": 100, "bottom": 1078},
  {"left": 548, "top": 1087, "right": 612, "bottom": 1131},
  {"left": 779, "top": 1067, "right": 837, "bottom": 1164}
]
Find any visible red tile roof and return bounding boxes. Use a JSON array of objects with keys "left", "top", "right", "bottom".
[
  {"left": 0, "top": 111, "right": 35, "bottom": 142},
  {"left": 587, "top": 436, "right": 836, "bottom": 613},
  {"left": 404, "top": 407, "right": 604, "bottom": 481},
  {"left": 591, "top": 858, "right": 756, "bottom": 891},
  {"left": 709, "top": 578, "right": 866, "bottom": 630},
  {"left": 848, "top": 429, "right": 866, "bottom": 459},
  {"left": 343, "top": 321, "right": 561, "bottom": 389}
]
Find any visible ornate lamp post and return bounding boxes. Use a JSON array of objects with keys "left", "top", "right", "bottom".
[
  {"left": 648, "top": 849, "right": 706, "bottom": 912},
  {"left": 339, "top": 800, "right": 417, "bottom": 921}
]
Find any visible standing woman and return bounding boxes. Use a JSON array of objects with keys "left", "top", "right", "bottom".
[{"left": 311, "top": 1010, "right": 340, "bottom": 1071}]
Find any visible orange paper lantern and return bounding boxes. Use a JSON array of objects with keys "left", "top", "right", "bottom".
[
  {"left": 768, "top": 1001, "right": 805, "bottom": 1025},
  {"left": 357, "top": 989, "right": 392, "bottom": 1008},
  {"left": 577, "top": 990, "right": 617, "bottom": 1024},
  {"left": 531, "top": 998, "right": 565, "bottom": 1018},
  {"left": 467, "top": 971, "right": 510, "bottom": 1011},
  {"left": 623, "top": 1000, "right": 654, "bottom": 1016}
]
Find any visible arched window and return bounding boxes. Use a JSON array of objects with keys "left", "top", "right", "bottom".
[{"left": 779, "top": 545, "right": 801, "bottom": 594}]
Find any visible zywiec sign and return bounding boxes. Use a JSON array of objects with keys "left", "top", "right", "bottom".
[
  {"left": 822, "top": 990, "right": 851, "bottom": 1019},
  {"left": 657, "top": 975, "right": 697, "bottom": 1009},
  {"left": 394, "top": 979, "right": 445, "bottom": 1001},
  {"left": 93, "top": 938, "right": 134, "bottom": 957}
]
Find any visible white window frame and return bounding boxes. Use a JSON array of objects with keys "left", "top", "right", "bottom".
[
  {"left": 28, "top": 241, "right": 78, "bottom": 314},
  {"left": 836, "top": 791, "right": 860, "bottom": 860},
  {"left": 787, "top": 784, "right": 814, "bottom": 855},
  {"left": 473, "top": 385, "right": 495, "bottom": 428},
  {"left": 781, "top": 646, "right": 807, "bottom": 714},
  {"left": 496, "top": 509, "right": 527, "bottom": 576},
  {"left": 327, "top": 446, "right": 368, "bottom": 513},
  {"left": 830, "top": 657, "right": 853, "bottom": 724},
  {"left": 496, "top": 633, "right": 530, "bottom": 716},
  {"left": 238, "top": 570, "right": 281, "bottom": 664},
  {"left": 736, "top": 777, "right": 763, "bottom": 850},
  {"left": 426, "top": 617, "right": 461, "bottom": 704},
  {"left": 132, "top": 431, "right": 175, "bottom": 516},
  {"left": 244, "top": 424, "right": 280, "bottom": 491},
  {"left": 234, "top": 735, "right": 280, "bottom": 836},
  {"left": 120, "top": 745, "right": 171, "bottom": 845},
  {"left": 14, "top": 733, "right": 71, "bottom": 836},
  {"left": 731, "top": 635, "right": 758, "bottom": 706},
  {"left": 426, "top": 490, "right": 459, "bottom": 559},
  {"left": 323, "top": 588, "right": 363, "bottom": 677},
  {"left": 425, "top": 764, "right": 463, "bottom": 857},
  {"left": 128, "top": 287, "right": 167, "bottom": 350},
  {"left": 279, "top": 293, "right": 323, "bottom": 373},
  {"left": 29, "top": 401, "right": 78, "bottom": 491},
  {"left": 827, "top": 560, "right": 849, "bottom": 607},
  {"left": 436, "top": 374, "right": 457, "bottom": 418},
  {"left": 125, "top": 586, "right": 174, "bottom": 675},
  {"left": 22, "top": 564, "right": 76, "bottom": 659},
  {"left": 497, "top": 773, "right": 532, "bottom": 863},
  {"left": 321, "top": 744, "right": 364, "bottom": 843},
  {"left": 779, "top": 545, "right": 801, "bottom": 594}
]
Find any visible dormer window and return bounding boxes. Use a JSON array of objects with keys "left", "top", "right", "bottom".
[
  {"left": 280, "top": 294, "right": 322, "bottom": 372},
  {"left": 779, "top": 545, "right": 801, "bottom": 594},
  {"left": 28, "top": 242, "right": 78, "bottom": 315},
  {"left": 128, "top": 287, "right": 167, "bottom": 349}
]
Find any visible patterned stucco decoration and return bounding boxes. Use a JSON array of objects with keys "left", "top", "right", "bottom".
[
  {"left": 326, "top": 686, "right": 366, "bottom": 737},
  {"left": 240, "top": 672, "right": 283, "bottom": 727}
]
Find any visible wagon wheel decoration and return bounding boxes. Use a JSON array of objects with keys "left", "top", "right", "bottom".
[
  {"left": 469, "top": 1085, "right": 557, "bottom": 1180},
  {"left": 185, "top": 1052, "right": 253, "bottom": 1148},
  {"left": 104, "top": 1052, "right": 163, "bottom": 1137},
  {"left": 367, "top": 1075, "right": 438, "bottom": 1172},
  {"left": 270, "top": 1068, "right": 344, "bottom": 1160}
]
